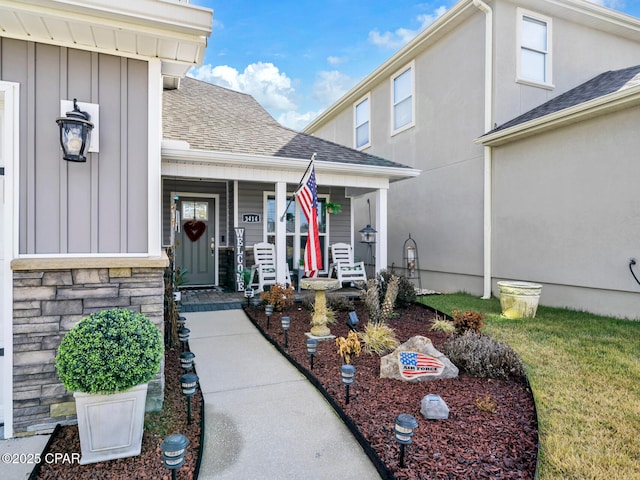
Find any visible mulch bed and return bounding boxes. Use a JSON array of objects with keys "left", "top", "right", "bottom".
[
  {"left": 244, "top": 301, "right": 538, "bottom": 480},
  {"left": 34, "top": 347, "right": 203, "bottom": 480},
  {"left": 35, "top": 301, "right": 537, "bottom": 479}
]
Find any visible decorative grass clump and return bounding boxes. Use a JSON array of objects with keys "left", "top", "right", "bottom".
[
  {"left": 442, "top": 331, "right": 526, "bottom": 381},
  {"left": 358, "top": 321, "right": 399, "bottom": 355},
  {"left": 55, "top": 308, "right": 163, "bottom": 394}
]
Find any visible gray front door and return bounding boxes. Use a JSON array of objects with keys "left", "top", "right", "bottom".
[{"left": 175, "top": 197, "right": 216, "bottom": 286}]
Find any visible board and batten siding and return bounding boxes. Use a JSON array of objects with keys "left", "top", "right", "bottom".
[
  {"left": 162, "top": 179, "right": 229, "bottom": 247},
  {"left": 0, "top": 38, "right": 149, "bottom": 255}
]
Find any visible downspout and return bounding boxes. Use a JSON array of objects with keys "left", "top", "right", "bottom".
[{"left": 473, "top": 0, "right": 494, "bottom": 299}]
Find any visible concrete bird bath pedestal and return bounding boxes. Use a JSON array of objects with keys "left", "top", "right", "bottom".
[{"left": 301, "top": 277, "right": 340, "bottom": 337}]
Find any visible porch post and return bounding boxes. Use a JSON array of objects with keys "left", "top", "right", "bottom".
[
  {"left": 275, "top": 182, "right": 288, "bottom": 284},
  {"left": 375, "top": 188, "right": 388, "bottom": 275}
]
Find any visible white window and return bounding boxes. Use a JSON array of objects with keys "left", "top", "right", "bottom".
[
  {"left": 265, "top": 193, "right": 328, "bottom": 273},
  {"left": 354, "top": 95, "right": 370, "bottom": 149},
  {"left": 518, "top": 10, "right": 552, "bottom": 87},
  {"left": 391, "top": 62, "right": 415, "bottom": 134}
]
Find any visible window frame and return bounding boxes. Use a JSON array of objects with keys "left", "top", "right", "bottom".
[
  {"left": 353, "top": 93, "right": 371, "bottom": 150},
  {"left": 263, "top": 192, "right": 329, "bottom": 274},
  {"left": 516, "top": 8, "right": 553, "bottom": 89},
  {"left": 390, "top": 61, "right": 416, "bottom": 136}
]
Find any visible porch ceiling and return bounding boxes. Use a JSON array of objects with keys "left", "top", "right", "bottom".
[{"left": 0, "top": 0, "right": 212, "bottom": 76}]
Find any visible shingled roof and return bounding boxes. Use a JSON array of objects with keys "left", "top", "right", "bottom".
[
  {"left": 487, "top": 64, "right": 640, "bottom": 135},
  {"left": 163, "top": 76, "right": 411, "bottom": 169}
]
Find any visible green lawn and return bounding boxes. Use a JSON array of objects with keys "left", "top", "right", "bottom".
[{"left": 419, "top": 293, "right": 640, "bottom": 480}]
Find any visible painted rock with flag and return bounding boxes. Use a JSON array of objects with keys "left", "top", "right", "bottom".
[{"left": 380, "top": 336, "right": 459, "bottom": 382}]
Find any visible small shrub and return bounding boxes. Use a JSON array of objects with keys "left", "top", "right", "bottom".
[
  {"left": 452, "top": 309, "right": 485, "bottom": 335},
  {"left": 430, "top": 318, "right": 456, "bottom": 334},
  {"left": 358, "top": 321, "right": 399, "bottom": 356},
  {"left": 377, "top": 270, "right": 416, "bottom": 308},
  {"left": 336, "top": 330, "right": 361, "bottom": 364},
  {"left": 326, "top": 294, "right": 355, "bottom": 312},
  {"left": 260, "top": 283, "right": 294, "bottom": 311},
  {"left": 442, "top": 331, "right": 526, "bottom": 380},
  {"left": 475, "top": 395, "right": 497, "bottom": 413}
]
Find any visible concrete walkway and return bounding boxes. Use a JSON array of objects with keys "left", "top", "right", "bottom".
[{"left": 186, "top": 309, "right": 381, "bottom": 480}]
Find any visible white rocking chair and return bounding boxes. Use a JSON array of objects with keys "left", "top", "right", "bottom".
[
  {"left": 248, "top": 242, "right": 291, "bottom": 292},
  {"left": 329, "top": 243, "right": 367, "bottom": 286}
]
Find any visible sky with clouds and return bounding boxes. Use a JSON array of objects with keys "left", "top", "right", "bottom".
[{"left": 189, "top": 0, "right": 640, "bottom": 131}]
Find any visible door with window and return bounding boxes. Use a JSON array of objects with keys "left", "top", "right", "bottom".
[
  {"left": 265, "top": 194, "right": 327, "bottom": 273},
  {"left": 175, "top": 196, "right": 217, "bottom": 286}
]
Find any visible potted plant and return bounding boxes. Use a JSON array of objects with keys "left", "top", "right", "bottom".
[
  {"left": 55, "top": 308, "right": 163, "bottom": 464},
  {"left": 324, "top": 202, "right": 342, "bottom": 215}
]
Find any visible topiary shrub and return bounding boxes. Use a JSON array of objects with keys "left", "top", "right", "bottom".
[
  {"left": 55, "top": 308, "right": 163, "bottom": 394},
  {"left": 442, "top": 331, "right": 526, "bottom": 381}
]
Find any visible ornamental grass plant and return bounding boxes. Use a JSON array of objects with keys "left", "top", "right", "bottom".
[{"left": 420, "top": 293, "right": 640, "bottom": 480}]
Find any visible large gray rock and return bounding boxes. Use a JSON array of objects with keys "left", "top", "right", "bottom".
[{"left": 380, "top": 336, "right": 458, "bottom": 382}]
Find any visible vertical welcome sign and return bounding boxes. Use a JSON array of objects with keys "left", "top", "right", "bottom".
[{"left": 234, "top": 228, "right": 246, "bottom": 291}]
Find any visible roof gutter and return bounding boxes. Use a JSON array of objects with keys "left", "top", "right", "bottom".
[
  {"left": 473, "top": 0, "right": 494, "bottom": 300},
  {"left": 476, "top": 83, "right": 640, "bottom": 146}
]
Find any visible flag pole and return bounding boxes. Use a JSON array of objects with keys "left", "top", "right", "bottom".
[{"left": 280, "top": 152, "right": 316, "bottom": 221}]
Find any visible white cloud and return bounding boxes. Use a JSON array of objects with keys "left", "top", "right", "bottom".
[
  {"left": 327, "top": 55, "right": 348, "bottom": 65},
  {"left": 312, "top": 70, "right": 354, "bottom": 106},
  {"left": 277, "top": 110, "right": 322, "bottom": 131},
  {"left": 190, "top": 62, "right": 297, "bottom": 111},
  {"left": 369, "top": 5, "right": 447, "bottom": 50}
]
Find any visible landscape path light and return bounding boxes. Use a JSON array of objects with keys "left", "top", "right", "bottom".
[
  {"left": 161, "top": 433, "right": 189, "bottom": 480},
  {"left": 179, "top": 351, "right": 195, "bottom": 372},
  {"left": 180, "top": 373, "right": 199, "bottom": 424},
  {"left": 244, "top": 287, "right": 254, "bottom": 307},
  {"left": 265, "top": 304, "right": 274, "bottom": 329},
  {"left": 340, "top": 364, "right": 356, "bottom": 405},
  {"left": 347, "top": 311, "right": 359, "bottom": 331},
  {"left": 306, "top": 338, "right": 318, "bottom": 370},
  {"left": 281, "top": 316, "right": 291, "bottom": 350},
  {"left": 394, "top": 413, "right": 419, "bottom": 468},
  {"left": 178, "top": 326, "right": 190, "bottom": 351},
  {"left": 178, "top": 315, "right": 187, "bottom": 328}
]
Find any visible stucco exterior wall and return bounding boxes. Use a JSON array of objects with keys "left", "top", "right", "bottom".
[
  {"left": 0, "top": 38, "right": 149, "bottom": 255},
  {"left": 313, "top": 12, "right": 487, "bottom": 294},
  {"left": 493, "top": 1, "right": 640, "bottom": 126},
  {"left": 492, "top": 107, "right": 640, "bottom": 319}
]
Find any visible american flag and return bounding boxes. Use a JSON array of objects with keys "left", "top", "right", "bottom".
[
  {"left": 399, "top": 351, "right": 444, "bottom": 379},
  {"left": 296, "top": 162, "right": 322, "bottom": 277}
]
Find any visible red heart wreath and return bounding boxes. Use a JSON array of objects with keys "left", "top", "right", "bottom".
[{"left": 183, "top": 220, "right": 206, "bottom": 242}]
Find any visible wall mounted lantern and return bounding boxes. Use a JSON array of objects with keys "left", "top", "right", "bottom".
[{"left": 56, "top": 98, "right": 94, "bottom": 162}]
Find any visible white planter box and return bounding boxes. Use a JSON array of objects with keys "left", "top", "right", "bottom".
[{"left": 74, "top": 383, "right": 148, "bottom": 465}]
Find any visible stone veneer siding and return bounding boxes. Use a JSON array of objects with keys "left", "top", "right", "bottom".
[{"left": 10, "top": 255, "right": 168, "bottom": 435}]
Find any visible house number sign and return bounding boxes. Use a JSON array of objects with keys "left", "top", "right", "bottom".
[{"left": 242, "top": 213, "right": 261, "bottom": 223}]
